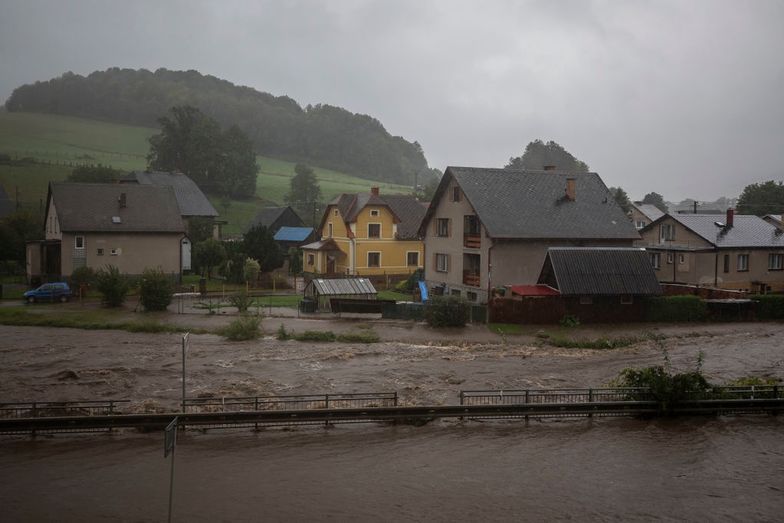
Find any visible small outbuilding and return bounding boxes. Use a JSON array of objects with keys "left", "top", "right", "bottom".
[{"left": 303, "top": 277, "right": 377, "bottom": 312}]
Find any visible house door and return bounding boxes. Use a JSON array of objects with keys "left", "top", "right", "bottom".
[
  {"left": 327, "top": 255, "right": 336, "bottom": 274},
  {"left": 181, "top": 238, "right": 192, "bottom": 271}
]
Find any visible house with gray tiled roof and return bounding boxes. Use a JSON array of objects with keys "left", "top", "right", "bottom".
[
  {"left": 419, "top": 166, "right": 640, "bottom": 303},
  {"left": 26, "top": 183, "right": 187, "bottom": 282},
  {"left": 302, "top": 187, "right": 426, "bottom": 277},
  {"left": 121, "top": 171, "right": 220, "bottom": 239},
  {"left": 629, "top": 202, "right": 665, "bottom": 230},
  {"left": 248, "top": 206, "right": 304, "bottom": 234},
  {"left": 637, "top": 209, "right": 784, "bottom": 293}
]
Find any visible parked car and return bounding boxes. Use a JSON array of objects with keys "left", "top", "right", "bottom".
[{"left": 24, "top": 282, "right": 72, "bottom": 303}]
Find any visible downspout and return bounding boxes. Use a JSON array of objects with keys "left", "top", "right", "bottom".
[
  {"left": 714, "top": 249, "right": 718, "bottom": 286},
  {"left": 487, "top": 239, "right": 494, "bottom": 308}
]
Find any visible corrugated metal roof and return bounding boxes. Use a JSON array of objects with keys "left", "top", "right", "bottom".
[
  {"left": 422, "top": 167, "right": 640, "bottom": 240},
  {"left": 540, "top": 247, "right": 662, "bottom": 296},
  {"left": 274, "top": 226, "right": 313, "bottom": 242},
  {"left": 509, "top": 285, "right": 560, "bottom": 296},
  {"left": 307, "top": 278, "right": 377, "bottom": 296}
]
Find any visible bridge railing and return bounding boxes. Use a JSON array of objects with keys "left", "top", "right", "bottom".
[
  {"left": 0, "top": 400, "right": 130, "bottom": 419},
  {"left": 458, "top": 388, "right": 654, "bottom": 406},
  {"left": 183, "top": 392, "right": 398, "bottom": 413}
]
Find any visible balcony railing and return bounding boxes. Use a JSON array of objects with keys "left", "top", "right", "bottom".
[
  {"left": 463, "top": 271, "right": 480, "bottom": 287},
  {"left": 463, "top": 234, "right": 481, "bottom": 249}
]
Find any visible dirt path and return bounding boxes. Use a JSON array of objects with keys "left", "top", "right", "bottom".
[{"left": 2, "top": 321, "right": 782, "bottom": 411}]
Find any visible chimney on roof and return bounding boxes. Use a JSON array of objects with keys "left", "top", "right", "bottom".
[
  {"left": 371, "top": 187, "right": 380, "bottom": 196},
  {"left": 118, "top": 192, "right": 127, "bottom": 208},
  {"left": 726, "top": 208, "right": 734, "bottom": 228},
  {"left": 544, "top": 165, "right": 557, "bottom": 171},
  {"left": 565, "top": 178, "right": 576, "bottom": 201}
]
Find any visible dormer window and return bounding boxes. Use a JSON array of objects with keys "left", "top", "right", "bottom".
[
  {"left": 75, "top": 236, "right": 85, "bottom": 249},
  {"left": 370, "top": 209, "right": 379, "bottom": 217},
  {"left": 333, "top": 209, "right": 339, "bottom": 216}
]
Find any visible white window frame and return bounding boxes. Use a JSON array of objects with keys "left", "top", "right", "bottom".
[
  {"left": 435, "top": 253, "right": 449, "bottom": 272},
  {"left": 110, "top": 248, "right": 119, "bottom": 256},
  {"left": 679, "top": 254, "right": 686, "bottom": 264},
  {"left": 635, "top": 220, "right": 646, "bottom": 230},
  {"left": 667, "top": 253, "right": 674, "bottom": 264},
  {"left": 367, "top": 223, "right": 381, "bottom": 239},
  {"left": 367, "top": 251, "right": 381, "bottom": 268},
  {"left": 650, "top": 252, "right": 661, "bottom": 270},
  {"left": 406, "top": 251, "right": 420, "bottom": 267},
  {"left": 75, "top": 236, "right": 85, "bottom": 250},
  {"left": 436, "top": 218, "right": 450, "bottom": 237},
  {"left": 768, "top": 253, "right": 783, "bottom": 271},
  {"left": 467, "top": 291, "right": 478, "bottom": 302},
  {"left": 370, "top": 209, "right": 380, "bottom": 217},
  {"left": 738, "top": 254, "right": 750, "bottom": 272},
  {"left": 660, "top": 223, "right": 675, "bottom": 241}
]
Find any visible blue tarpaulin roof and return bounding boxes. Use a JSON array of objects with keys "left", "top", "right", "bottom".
[{"left": 274, "top": 226, "right": 313, "bottom": 242}]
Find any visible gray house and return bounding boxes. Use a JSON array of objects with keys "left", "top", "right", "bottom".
[
  {"left": 27, "top": 183, "right": 186, "bottom": 281},
  {"left": 420, "top": 166, "right": 640, "bottom": 303}
]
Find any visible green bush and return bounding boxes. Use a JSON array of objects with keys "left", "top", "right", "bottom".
[
  {"left": 292, "top": 330, "right": 336, "bottom": 342},
  {"left": 139, "top": 268, "right": 174, "bottom": 311},
  {"left": 228, "top": 291, "right": 253, "bottom": 313},
  {"left": 220, "top": 316, "right": 261, "bottom": 341},
  {"left": 424, "top": 296, "right": 469, "bottom": 327},
  {"left": 753, "top": 295, "right": 784, "bottom": 320},
  {"left": 94, "top": 265, "right": 130, "bottom": 307},
  {"left": 276, "top": 323, "right": 290, "bottom": 340},
  {"left": 645, "top": 296, "right": 708, "bottom": 322},
  {"left": 336, "top": 330, "right": 380, "bottom": 343}
]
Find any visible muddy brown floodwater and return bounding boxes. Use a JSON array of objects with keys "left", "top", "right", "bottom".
[{"left": 1, "top": 322, "right": 783, "bottom": 520}]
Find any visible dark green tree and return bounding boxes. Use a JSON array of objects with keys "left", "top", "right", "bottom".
[
  {"left": 284, "top": 163, "right": 322, "bottom": 226},
  {"left": 737, "top": 181, "right": 784, "bottom": 216},
  {"left": 139, "top": 267, "right": 174, "bottom": 311},
  {"left": 214, "top": 125, "right": 258, "bottom": 197},
  {"left": 243, "top": 225, "right": 284, "bottom": 272},
  {"left": 187, "top": 217, "right": 215, "bottom": 244},
  {"left": 0, "top": 211, "right": 43, "bottom": 264},
  {"left": 94, "top": 265, "right": 130, "bottom": 307},
  {"left": 608, "top": 187, "right": 632, "bottom": 214},
  {"left": 505, "top": 140, "right": 590, "bottom": 172},
  {"left": 642, "top": 192, "right": 668, "bottom": 213},
  {"left": 288, "top": 247, "right": 303, "bottom": 275},
  {"left": 147, "top": 105, "right": 221, "bottom": 188},
  {"left": 67, "top": 165, "right": 124, "bottom": 183},
  {"left": 193, "top": 238, "right": 226, "bottom": 278}
]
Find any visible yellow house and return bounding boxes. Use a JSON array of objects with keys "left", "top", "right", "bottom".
[{"left": 302, "top": 188, "right": 426, "bottom": 277}]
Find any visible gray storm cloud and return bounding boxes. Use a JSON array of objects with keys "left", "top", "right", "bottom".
[{"left": 1, "top": 0, "right": 782, "bottom": 201}]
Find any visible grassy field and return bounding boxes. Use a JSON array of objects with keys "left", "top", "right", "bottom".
[{"left": 0, "top": 111, "right": 414, "bottom": 233}]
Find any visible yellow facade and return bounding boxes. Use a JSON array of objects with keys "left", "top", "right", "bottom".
[{"left": 303, "top": 202, "right": 424, "bottom": 277}]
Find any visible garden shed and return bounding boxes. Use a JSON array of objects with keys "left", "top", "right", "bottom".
[{"left": 303, "top": 278, "right": 377, "bottom": 312}]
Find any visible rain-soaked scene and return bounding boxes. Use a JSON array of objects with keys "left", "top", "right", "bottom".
[{"left": 1, "top": 1, "right": 784, "bottom": 521}]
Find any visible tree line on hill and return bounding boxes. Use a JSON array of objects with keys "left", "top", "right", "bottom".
[{"left": 4, "top": 68, "right": 440, "bottom": 187}]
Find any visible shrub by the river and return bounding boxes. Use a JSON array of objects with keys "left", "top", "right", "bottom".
[
  {"left": 220, "top": 316, "right": 261, "bottom": 341},
  {"left": 228, "top": 291, "right": 253, "bottom": 313},
  {"left": 645, "top": 296, "right": 708, "bottom": 322},
  {"left": 752, "top": 295, "right": 784, "bottom": 320},
  {"left": 425, "top": 296, "right": 469, "bottom": 327},
  {"left": 95, "top": 265, "right": 130, "bottom": 307},
  {"left": 139, "top": 268, "right": 174, "bottom": 311}
]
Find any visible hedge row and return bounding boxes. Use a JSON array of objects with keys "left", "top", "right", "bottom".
[
  {"left": 644, "top": 296, "right": 708, "bottom": 322},
  {"left": 752, "top": 295, "right": 784, "bottom": 320}
]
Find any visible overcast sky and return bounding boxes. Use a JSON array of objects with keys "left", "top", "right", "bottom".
[{"left": 2, "top": 0, "right": 783, "bottom": 201}]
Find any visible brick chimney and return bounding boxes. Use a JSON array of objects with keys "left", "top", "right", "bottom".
[
  {"left": 726, "top": 208, "right": 734, "bottom": 228},
  {"left": 565, "top": 178, "right": 576, "bottom": 201},
  {"left": 371, "top": 187, "right": 380, "bottom": 196},
  {"left": 544, "top": 165, "right": 556, "bottom": 171}
]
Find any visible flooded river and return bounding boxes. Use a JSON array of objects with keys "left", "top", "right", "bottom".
[{"left": 1, "top": 417, "right": 783, "bottom": 521}]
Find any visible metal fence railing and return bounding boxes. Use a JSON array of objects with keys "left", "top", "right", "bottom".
[
  {"left": 459, "top": 388, "right": 655, "bottom": 407},
  {"left": 0, "top": 400, "right": 130, "bottom": 419},
  {"left": 183, "top": 392, "right": 398, "bottom": 414}
]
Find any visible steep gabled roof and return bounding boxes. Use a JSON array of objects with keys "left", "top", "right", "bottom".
[
  {"left": 632, "top": 203, "right": 665, "bottom": 222},
  {"left": 320, "top": 192, "right": 425, "bottom": 240},
  {"left": 50, "top": 183, "right": 185, "bottom": 233},
  {"left": 644, "top": 213, "right": 784, "bottom": 249},
  {"left": 249, "top": 206, "right": 304, "bottom": 230},
  {"left": 421, "top": 167, "right": 640, "bottom": 240},
  {"left": 123, "top": 171, "right": 218, "bottom": 217},
  {"left": 538, "top": 247, "right": 662, "bottom": 296}
]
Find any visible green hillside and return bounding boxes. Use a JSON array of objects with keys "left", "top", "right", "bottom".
[{"left": 0, "top": 111, "right": 414, "bottom": 234}]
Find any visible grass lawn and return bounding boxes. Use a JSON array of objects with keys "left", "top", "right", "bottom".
[
  {"left": 0, "top": 112, "right": 415, "bottom": 233},
  {"left": 377, "top": 290, "right": 415, "bottom": 302},
  {"left": 488, "top": 323, "right": 524, "bottom": 335}
]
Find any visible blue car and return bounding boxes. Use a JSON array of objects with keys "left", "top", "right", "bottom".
[{"left": 24, "top": 282, "right": 72, "bottom": 303}]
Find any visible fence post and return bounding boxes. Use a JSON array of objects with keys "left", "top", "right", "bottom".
[
  {"left": 524, "top": 390, "right": 529, "bottom": 422},
  {"left": 324, "top": 394, "right": 330, "bottom": 427},
  {"left": 393, "top": 391, "right": 398, "bottom": 407},
  {"left": 588, "top": 388, "right": 593, "bottom": 418}
]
